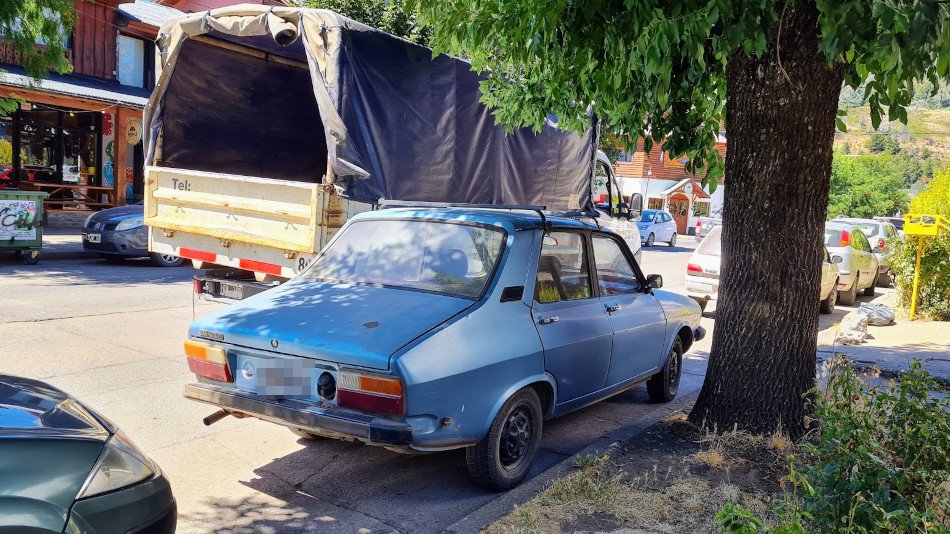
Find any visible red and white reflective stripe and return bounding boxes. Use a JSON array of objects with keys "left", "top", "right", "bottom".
[
  {"left": 238, "top": 258, "right": 283, "bottom": 277},
  {"left": 175, "top": 247, "right": 291, "bottom": 278}
]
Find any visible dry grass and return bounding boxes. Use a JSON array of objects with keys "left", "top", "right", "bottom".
[
  {"left": 767, "top": 428, "right": 792, "bottom": 454},
  {"left": 691, "top": 449, "right": 727, "bottom": 469}
]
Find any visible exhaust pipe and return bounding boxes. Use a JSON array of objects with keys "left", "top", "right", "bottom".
[{"left": 202, "top": 409, "right": 231, "bottom": 426}]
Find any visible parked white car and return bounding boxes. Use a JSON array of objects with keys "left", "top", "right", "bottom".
[
  {"left": 833, "top": 217, "right": 899, "bottom": 286},
  {"left": 686, "top": 226, "right": 841, "bottom": 313},
  {"left": 637, "top": 209, "right": 678, "bottom": 247},
  {"left": 824, "top": 222, "right": 880, "bottom": 305},
  {"left": 693, "top": 216, "right": 721, "bottom": 242},
  {"left": 596, "top": 206, "right": 643, "bottom": 265}
]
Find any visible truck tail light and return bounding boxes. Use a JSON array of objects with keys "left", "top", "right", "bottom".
[
  {"left": 184, "top": 340, "right": 232, "bottom": 382},
  {"left": 193, "top": 277, "right": 203, "bottom": 295},
  {"left": 687, "top": 263, "right": 703, "bottom": 273},
  {"left": 840, "top": 230, "right": 850, "bottom": 247},
  {"left": 336, "top": 371, "right": 404, "bottom": 415}
]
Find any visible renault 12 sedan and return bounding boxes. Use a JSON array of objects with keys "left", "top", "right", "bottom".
[{"left": 181, "top": 207, "right": 704, "bottom": 490}]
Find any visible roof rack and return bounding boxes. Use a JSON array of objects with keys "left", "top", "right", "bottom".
[{"left": 377, "top": 199, "right": 549, "bottom": 227}]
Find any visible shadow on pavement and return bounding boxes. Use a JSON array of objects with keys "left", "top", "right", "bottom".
[{"left": 0, "top": 257, "right": 193, "bottom": 286}]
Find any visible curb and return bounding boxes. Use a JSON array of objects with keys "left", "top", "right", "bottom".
[{"left": 443, "top": 389, "right": 701, "bottom": 534}]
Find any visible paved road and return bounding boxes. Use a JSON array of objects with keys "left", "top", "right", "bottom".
[{"left": 0, "top": 241, "right": 878, "bottom": 533}]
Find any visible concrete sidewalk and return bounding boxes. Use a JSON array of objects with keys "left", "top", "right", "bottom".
[
  {"left": 818, "top": 293, "right": 950, "bottom": 386},
  {"left": 33, "top": 227, "right": 94, "bottom": 261}
]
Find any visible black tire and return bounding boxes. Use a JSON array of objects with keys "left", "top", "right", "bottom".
[
  {"left": 99, "top": 254, "right": 126, "bottom": 264},
  {"left": 690, "top": 296, "right": 708, "bottom": 311},
  {"left": 149, "top": 252, "right": 185, "bottom": 267},
  {"left": 838, "top": 275, "right": 858, "bottom": 306},
  {"left": 466, "top": 388, "right": 543, "bottom": 491},
  {"left": 820, "top": 279, "right": 838, "bottom": 314},
  {"left": 876, "top": 271, "right": 891, "bottom": 287},
  {"left": 645, "top": 233, "right": 655, "bottom": 247},
  {"left": 290, "top": 428, "right": 328, "bottom": 441},
  {"left": 669, "top": 233, "right": 677, "bottom": 247},
  {"left": 647, "top": 337, "right": 683, "bottom": 403},
  {"left": 863, "top": 273, "right": 877, "bottom": 297}
]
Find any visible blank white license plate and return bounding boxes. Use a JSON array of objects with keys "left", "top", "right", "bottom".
[{"left": 85, "top": 233, "right": 101, "bottom": 243}]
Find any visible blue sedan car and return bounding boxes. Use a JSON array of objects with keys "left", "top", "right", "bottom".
[{"left": 183, "top": 207, "right": 704, "bottom": 489}]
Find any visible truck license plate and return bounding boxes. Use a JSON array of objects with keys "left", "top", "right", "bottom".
[
  {"left": 219, "top": 282, "right": 243, "bottom": 299},
  {"left": 85, "top": 233, "right": 101, "bottom": 243}
]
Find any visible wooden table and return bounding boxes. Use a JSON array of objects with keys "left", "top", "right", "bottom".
[{"left": 18, "top": 181, "right": 116, "bottom": 211}]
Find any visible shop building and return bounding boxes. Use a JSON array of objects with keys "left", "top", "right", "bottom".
[
  {"left": 0, "top": 0, "right": 184, "bottom": 213},
  {"left": 615, "top": 137, "right": 727, "bottom": 235}
]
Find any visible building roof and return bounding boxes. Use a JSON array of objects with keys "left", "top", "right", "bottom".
[
  {"left": 0, "top": 68, "right": 151, "bottom": 108},
  {"left": 117, "top": 1, "right": 185, "bottom": 27},
  {"left": 661, "top": 178, "right": 710, "bottom": 199}
]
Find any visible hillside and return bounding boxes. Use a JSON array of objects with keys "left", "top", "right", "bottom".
[{"left": 835, "top": 106, "right": 950, "bottom": 159}]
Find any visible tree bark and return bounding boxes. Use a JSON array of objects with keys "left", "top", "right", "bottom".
[{"left": 688, "top": 2, "right": 845, "bottom": 436}]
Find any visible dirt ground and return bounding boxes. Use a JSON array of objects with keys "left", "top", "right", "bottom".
[{"left": 487, "top": 413, "right": 794, "bottom": 534}]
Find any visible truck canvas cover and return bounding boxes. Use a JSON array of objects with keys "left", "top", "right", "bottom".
[{"left": 145, "top": 5, "right": 596, "bottom": 211}]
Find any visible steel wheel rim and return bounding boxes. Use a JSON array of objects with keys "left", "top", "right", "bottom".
[
  {"left": 499, "top": 406, "right": 533, "bottom": 469},
  {"left": 160, "top": 254, "right": 178, "bottom": 263},
  {"left": 668, "top": 348, "right": 681, "bottom": 395}
]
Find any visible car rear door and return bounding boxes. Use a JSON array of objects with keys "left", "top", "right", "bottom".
[
  {"left": 591, "top": 233, "right": 667, "bottom": 385},
  {"left": 532, "top": 230, "right": 614, "bottom": 402}
]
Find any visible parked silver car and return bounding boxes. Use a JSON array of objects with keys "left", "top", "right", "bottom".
[
  {"left": 824, "top": 222, "right": 880, "bottom": 305},
  {"left": 686, "top": 226, "right": 840, "bottom": 313},
  {"left": 833, "top": 217, "right": 898, "bottom": 286}
]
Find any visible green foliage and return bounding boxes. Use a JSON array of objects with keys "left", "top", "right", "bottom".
[
  {"left": 866, "top": 134, "right": 900, "bottom": 155},
  {"left": 828, "top": 153, "right": 909, "bottom": 219},
  {"left": 0, "top": 0, "right": 74, "bottom": 77},
  {"left": 415, "top": 0, "right": 950, "bottom": 187},
  {"left": 599, "top": 130, "right": 629, "bottom": 163},
  {"left": 295, "top": 0, "right": 428, "bottom": 44},
  {"left": 718, "top": 359, "right": 950, "bottom": 532},
  {"left": 0, "top": 139, "right": 11, "bottom": 166}
]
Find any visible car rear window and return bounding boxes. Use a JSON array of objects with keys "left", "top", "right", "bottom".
[
  {"left": 824, "top": 228, "right": 843, "bottom": 247},
  {"left": 696, "top": 227, "right": 722, "bottom": 256},
  {"left": 851, "top": 223, "right": 880, "bottom": 237}
]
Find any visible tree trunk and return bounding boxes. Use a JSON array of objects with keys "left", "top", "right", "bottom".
[{"left": 688, "top": 2, "right": 845, "bottom": 437}]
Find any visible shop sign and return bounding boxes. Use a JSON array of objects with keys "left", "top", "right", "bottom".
[
  {"left": 125, "top": 119, "right": 142, "bottom": 145},
  {"left": 0, "top": 199, "right": 40, "bottom": 240}
]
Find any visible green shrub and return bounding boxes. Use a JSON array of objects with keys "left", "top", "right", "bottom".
[
  {"left": 889, "top": 235, "right": 950, "bottom": 320},
  {"left": 717, "top": 359, "right": 950, "bottom": 533}
]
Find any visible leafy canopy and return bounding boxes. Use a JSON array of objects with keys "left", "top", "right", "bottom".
[
  {"left": 295, "top": 0, "right": 428, "bottom": 44},
  {"left": 827, "top": 153, "right": 909, "bottom": 219},
  {"left": 415, "top": 0, "right": 950, "bottom": 187}
]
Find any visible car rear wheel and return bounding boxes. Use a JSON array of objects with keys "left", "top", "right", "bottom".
[
  {"left": 149, "top": 252, "right": 184, "bottom": 267},
  {"left": 838, "top": 275, "right": 858, "bottom": 306},
  {"left": 820, "top": 279, "right": 838, "bottom": 314},
  {"left": 466, "top": 388, "right": 543, "bottom": 491},
  {"left": 668, "top": 233, "right": 677, "bottom": 247},
  {"left": 863, "top": 273, "right": 877, "bottom": 296},
  {"left": 645, "top": 233, "right": 655, "bottom": 247},
  {"left": 877, "top": 271, "right": 891, "bottom": 287},
  {"left": 647, "top": 338, "right": 683, "bottom": 403}
]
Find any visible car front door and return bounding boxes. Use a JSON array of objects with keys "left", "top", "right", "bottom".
[
  {"left": 532, "top": 230, "right": 614, "bottom": 402},
  {"left": 591, "top": 234, "right": 667, "bottom": 385}
]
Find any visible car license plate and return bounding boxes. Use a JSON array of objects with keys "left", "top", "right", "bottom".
[
  {"left": 85, "top": 233, "right": 101, "bottom": 243},
  {"left": 235, "top": 355, "right": 317, "bottom": 398}
]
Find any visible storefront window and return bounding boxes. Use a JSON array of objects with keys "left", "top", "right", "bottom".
[{"left": 693, "top": 202, "right": 710, "bottom": 217}]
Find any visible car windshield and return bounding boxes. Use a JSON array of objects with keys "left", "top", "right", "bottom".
[
  {"left": 640, "top": 210, "right": 659, "bottom": 223},
  {"left": 300, "top": 219, "right": 506, "bottom": 299},
  {"left": 696, "top": 226, "right": 722, "bottom": 256}
]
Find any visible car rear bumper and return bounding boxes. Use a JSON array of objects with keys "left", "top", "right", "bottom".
[
  {"left": 65, "top": 471, "right": 176, "bottom": 534},
  {"left": 685, "top": 275, "right": 718, "bottom": 300},
  {"left": 184, "top": 382, "right": 414, "bottom": 447}
]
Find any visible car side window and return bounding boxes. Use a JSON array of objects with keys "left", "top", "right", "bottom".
[
  {"left": 592, "top": 235, "right": 640, "bottom": 295},
  {"left": 535, "top": 231, "right": 592, "bottom": 303}
]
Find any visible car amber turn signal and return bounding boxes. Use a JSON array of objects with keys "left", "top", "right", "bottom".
[
  {"left": 336, "top": 371, "right": 404, "bottom": 415},
  {"left": 184, "top": 340, "right": 232, "bottom": 382}
]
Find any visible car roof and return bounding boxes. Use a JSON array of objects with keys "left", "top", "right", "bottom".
[
  {"left": 835, "top": 217, "right": 883, "bottom": 226},
  {"left": 825, "top": 221, "right": 867, "bottom": 234},
  {"left": 354, "top": 207, "right": 605, "bottom": 232}
]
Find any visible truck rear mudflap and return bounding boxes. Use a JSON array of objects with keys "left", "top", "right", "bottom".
[{"left": 184, "top": 382, "right": 414, "bottom": 447}]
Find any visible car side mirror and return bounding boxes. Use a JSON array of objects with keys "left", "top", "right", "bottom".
[
  {"left": 831, "top": 255, "right": 843, "bottom": 264},
  {"left": 626, "top": 193, "right": 643, "bottom": 221},
  {"left": 645, "top": 274, "right": 663, "bottom": 290}
]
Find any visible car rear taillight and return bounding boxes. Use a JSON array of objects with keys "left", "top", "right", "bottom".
[
  {"left": 878, "top": 238, "right": 886, "bottom": 250},
  {"left": 336, "top": 371, "right": 404, "bottom": 416},
  {"left": 687, "top": 263, "right": 703, "bottom": 273},
  {"left": 184, "top": 340, "right": 232, "bottom": 382},
  {"left": 696, "top": 220, "right": 702, "bottom": 228},
  {"left": 840, "top": 230, "right": 850, "bottom": 247}
]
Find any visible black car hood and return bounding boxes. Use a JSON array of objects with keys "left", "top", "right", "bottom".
[{"left": 0, "top": 375, "right": 110, "bottom": 441}]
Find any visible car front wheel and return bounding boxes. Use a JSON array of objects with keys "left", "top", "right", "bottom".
[
  {"left": 149, "top": 252, "right": 184, "bottom": 267},
  {"left": 668, "top": 233, "right": 677, "bottom": 247},
  {"left": 647, "top": 338, "right": 683, "bottom": 403},
  {"left": 466, "top": 388, "right": 543, "bottom": 491}
]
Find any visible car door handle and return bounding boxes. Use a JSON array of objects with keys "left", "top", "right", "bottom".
[
  {"left": 538, "top": 316, "right": 559, "bottom": 325},
  {"left": 605, "top": 304, "right": 622, "bottom": 313}
]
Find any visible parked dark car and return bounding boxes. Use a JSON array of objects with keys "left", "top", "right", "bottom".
[
  {"left": 83, "top": 204, "right": 183, "bottom": 266},
  {"left": 0, "top": 375, "right": 176, "bottom": 533}
]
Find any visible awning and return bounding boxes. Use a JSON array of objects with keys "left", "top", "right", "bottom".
[{"left": 0, "top": 69, "right": 150, "bottom": 108}]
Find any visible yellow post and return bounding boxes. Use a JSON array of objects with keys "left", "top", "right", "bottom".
[{"left": 909, "top": 235, "right": 924, "bottom": 320}]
